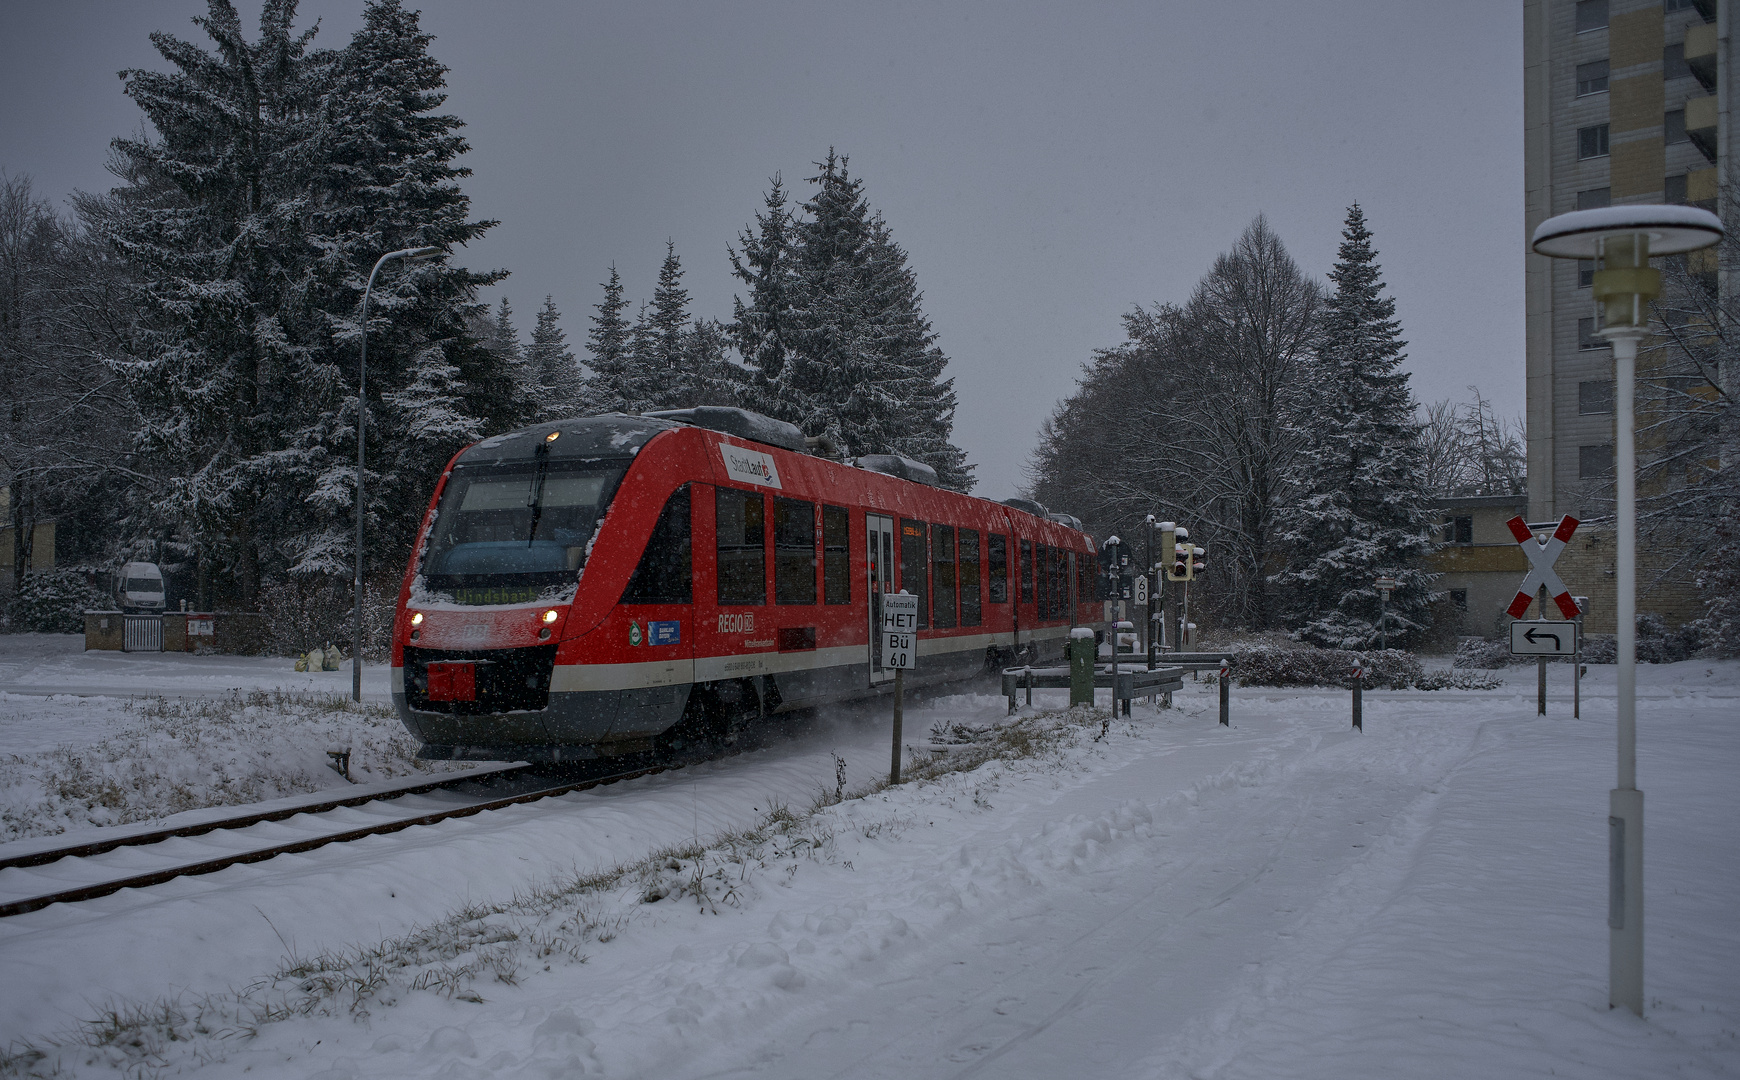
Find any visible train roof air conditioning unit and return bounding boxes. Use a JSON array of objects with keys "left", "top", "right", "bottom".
[
  {"left": 1001, "top": 497, "right": 1049, "bottom": 517},
  {"left": 854, "top": 454, "right": 940, "bottom": 487},
  {"left": 642, "top": 407, "right": 808, "bottom": 453}
]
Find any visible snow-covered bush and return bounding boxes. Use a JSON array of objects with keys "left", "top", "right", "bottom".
[
  {"left": 5, "top": 569, "right": 106, "bottom": 634},
  {"left": 258, "top": 577, "right": 397, "bottom": 659},
  {"left": 1453, "top": 637, "right": 1522, "bottom": 669},
  {"left": 1222, "top": 634, "right": 1421, "bottom": 689},
  {"left": 1579, "top": 617, "right": 1704, "bottom": 665}
]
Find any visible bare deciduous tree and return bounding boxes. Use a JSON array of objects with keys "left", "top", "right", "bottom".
[{"left": 1028, "top": 216, "right": 1321, "bottom": 630}]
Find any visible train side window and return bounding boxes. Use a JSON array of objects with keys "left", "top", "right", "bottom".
[
  {"left": 1054, "top": 545, "right": 1066, "bottom": 619},
  {"left": 959, "top": 528, "right": 981, "bottom": 626},
  {"left": 987, "top": 533, "right": 1008, "bottom": 605},
  {"left": 823, "top": 505, "right": 850, "bottom": 605},
  {"left": 773, "top": 496, "right": 817, "bottom": 605},
  {"left": 716, "top": 488, "right": 766, "bottom": 605},
  {"left": 1035, "top": 542, "right": 1049, "bottom": 618},
  {"left": 931, "top": 524, "right": 957, "bottom": 628},
  {"left": 1019, "top": 538, "right": 1034, "bottom": 602},
  {"left": 621, "top": 485, "right": 691, "bottom": 604},
  {"left": 1052, "top": 548, "right": 1066, "bottom": 620},
  {"left": 900, "top": 519, "right": 929, "bottom": 629}
]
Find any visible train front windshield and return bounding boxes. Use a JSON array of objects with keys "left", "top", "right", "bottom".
[{"left": 419, "top": 460, "right": 627, "bottom": 605}]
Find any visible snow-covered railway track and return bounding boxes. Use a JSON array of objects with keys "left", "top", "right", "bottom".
[{"left": 0, "top": 760, "right": 673, "bottom": 918}]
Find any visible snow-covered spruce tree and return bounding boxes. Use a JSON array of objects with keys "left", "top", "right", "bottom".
[
  {"left": 527, "top": 295, "right": 584, "bottom": 419},
  {"left": 104, "top": 0, "right": 519, "bottom": 607},
  {"left": 1275, "top": 204, "right": 1438, "bottom": 649},
  {"left": 729, "top": 176, "right": 797, "bottom": 409},
  {"left": 305, "top": 0, "right": 524, "bottom": 578},
  {"left": 734, "top": 152, "right": 972, "bottom": 489},
  {"left": 579, "top": 245, "right": 738, "bottom": 413},
  {"left": 580, "top": 265, "right": 633, "bottom": 412}
]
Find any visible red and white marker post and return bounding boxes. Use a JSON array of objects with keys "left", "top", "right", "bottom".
[{"left": 1505, "top": 515, "right": 1581, "bottom": 620}]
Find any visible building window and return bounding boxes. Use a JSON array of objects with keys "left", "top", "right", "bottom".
[
  {"left": 1665, "top": 173, "right": 1689, "bottom": 204},
  {"left": 1577, "top": 186, "right": 1611, "bottom": 211},
  {"left": 1577, "top": 259, "right": 1594, "bottom": 287},
  {"left": 1576, "top": 59, "right": 1609, "bottom": 96},
  {"left": 1665, "top": 109, "right": 1688, "bottom": 144},
  {"left": 1663, "top": 43, "right": 1691, "bottom": 81},
  {"left": 1578, "top": 124, "right": 1609, "bottom": 159},
  {"left": 1580, "top": 379, "right": 1615, "bottom": 414},
  {"left": 1444, "top": 515, "right": 1473, "bottom": 545},
  {"left": 1450, "top": 589, "right": 1468, "bottom": 611},
  {"left": 1579, "top": 317, "right": 1608, "bottom": 350},
  {"left": 1664, "top": 0, "right": 1698, "bottom": 12},
  {"left": 1575, "top": 0, "right": 1608, "bottom": 33},
  {"left": 1579, "top": 443, "right": 1614, "bottom": 479}
]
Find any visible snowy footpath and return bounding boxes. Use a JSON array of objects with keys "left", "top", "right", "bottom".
[{"left": 0, "top": 642, "right": 1734, "bottom": 1078}]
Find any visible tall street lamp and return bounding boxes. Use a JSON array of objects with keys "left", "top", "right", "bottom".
[
  {"left": 353, "top": 246, "right": 441, "bottom": 703},
  {"left": 1530, "top": 204, "right": 1721, "bottom": 1016}
]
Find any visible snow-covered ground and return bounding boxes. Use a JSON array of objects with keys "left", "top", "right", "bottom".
[{"left": 0, "top": 634, "right": 1734, "bottom": 1078}]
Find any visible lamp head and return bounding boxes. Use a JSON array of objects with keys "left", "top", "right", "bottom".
[
  {"left": 1532, "top": 205, "right": 1720, "bottom": 332},
  {"left": 1530, "top": 205, "right": 1721, "bottom": 260}
]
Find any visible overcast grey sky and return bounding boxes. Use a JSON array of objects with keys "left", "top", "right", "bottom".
[{"left": 1, "top": 0, "right": 1524, "bottom": 500}]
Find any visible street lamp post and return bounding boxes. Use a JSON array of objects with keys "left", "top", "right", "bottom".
[
  {"left": 1374, "top": 575, "right": 1397, "bottom": 651},
  {"left": 1531, "top": 204, "right": 1721, "bottom": 1016},
  {"left": 353, "top": 246, "right": 441, "bottom": 703}
]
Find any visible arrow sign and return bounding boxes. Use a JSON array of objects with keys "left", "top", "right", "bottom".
[
  {"left": 1510, "top": 619, "right": 1579, "bottom": 656},
  {"left": 1524, "top": 626, "right": 1560, "bottom": 650},
  {"left": 1505, "top": 515, "right": 1582, "bottom": 620}
]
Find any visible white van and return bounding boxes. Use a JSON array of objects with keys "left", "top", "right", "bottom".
[{"left": 115, "top": 562, "right": 166, "bottom": 613}]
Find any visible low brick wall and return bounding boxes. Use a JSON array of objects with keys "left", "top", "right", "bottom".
[{"left": 84, "top": 611, "right": 125, "bottom": 651}]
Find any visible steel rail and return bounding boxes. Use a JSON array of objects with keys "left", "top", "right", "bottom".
[
  {"left": 0, "top": 763, "right": 671, "bottom": 918},
  {"left": 0, "top": 762, "right": 536, "bottom": 872}
]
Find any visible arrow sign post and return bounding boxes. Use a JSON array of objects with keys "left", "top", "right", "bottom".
[{"left": 1505, "top": 515, "right": 1581, "bottom": 619}]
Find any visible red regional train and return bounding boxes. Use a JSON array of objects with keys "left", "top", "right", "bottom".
[{"left": 392, "top": 407, "right": 1100, "bottom": 762}]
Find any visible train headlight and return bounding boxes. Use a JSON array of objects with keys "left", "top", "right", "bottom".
[
  {"left": 542, "top": 609, "right": 560, "bottom": 624},
  {"left": 410, "top": 612, "right": 423, "bottom": 626}
]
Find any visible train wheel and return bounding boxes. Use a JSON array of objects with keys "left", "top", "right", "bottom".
[{"left": 655, "top": 681, "right": 756, "bottom": 759}]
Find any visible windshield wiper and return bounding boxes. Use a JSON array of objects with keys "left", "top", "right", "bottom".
[{"left": 525, "top": 438, "right": 553, "bottom": 546}]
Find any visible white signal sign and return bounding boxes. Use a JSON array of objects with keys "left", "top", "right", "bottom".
[
  {"left": 1510, "top": 619, "right": 1579, "bottom": 656},
  {"left": 881, "top": 592, "right": 919, "bottom": 670},
  {"left": 1133, "top": 574, "right": 1148, "bottom": 605}
]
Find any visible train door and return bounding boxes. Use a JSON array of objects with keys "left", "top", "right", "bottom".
[{"left": 867, "top": 513, "right": 895, "bottom": 684}]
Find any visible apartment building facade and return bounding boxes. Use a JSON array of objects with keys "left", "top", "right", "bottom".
[{"left": 1522, "top": 0, "right": 1728, "bottom": 627}]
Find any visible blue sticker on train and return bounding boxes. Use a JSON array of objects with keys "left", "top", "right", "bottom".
[{"left": 648, "top": 620, "right": 680, "bottom": 646}]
